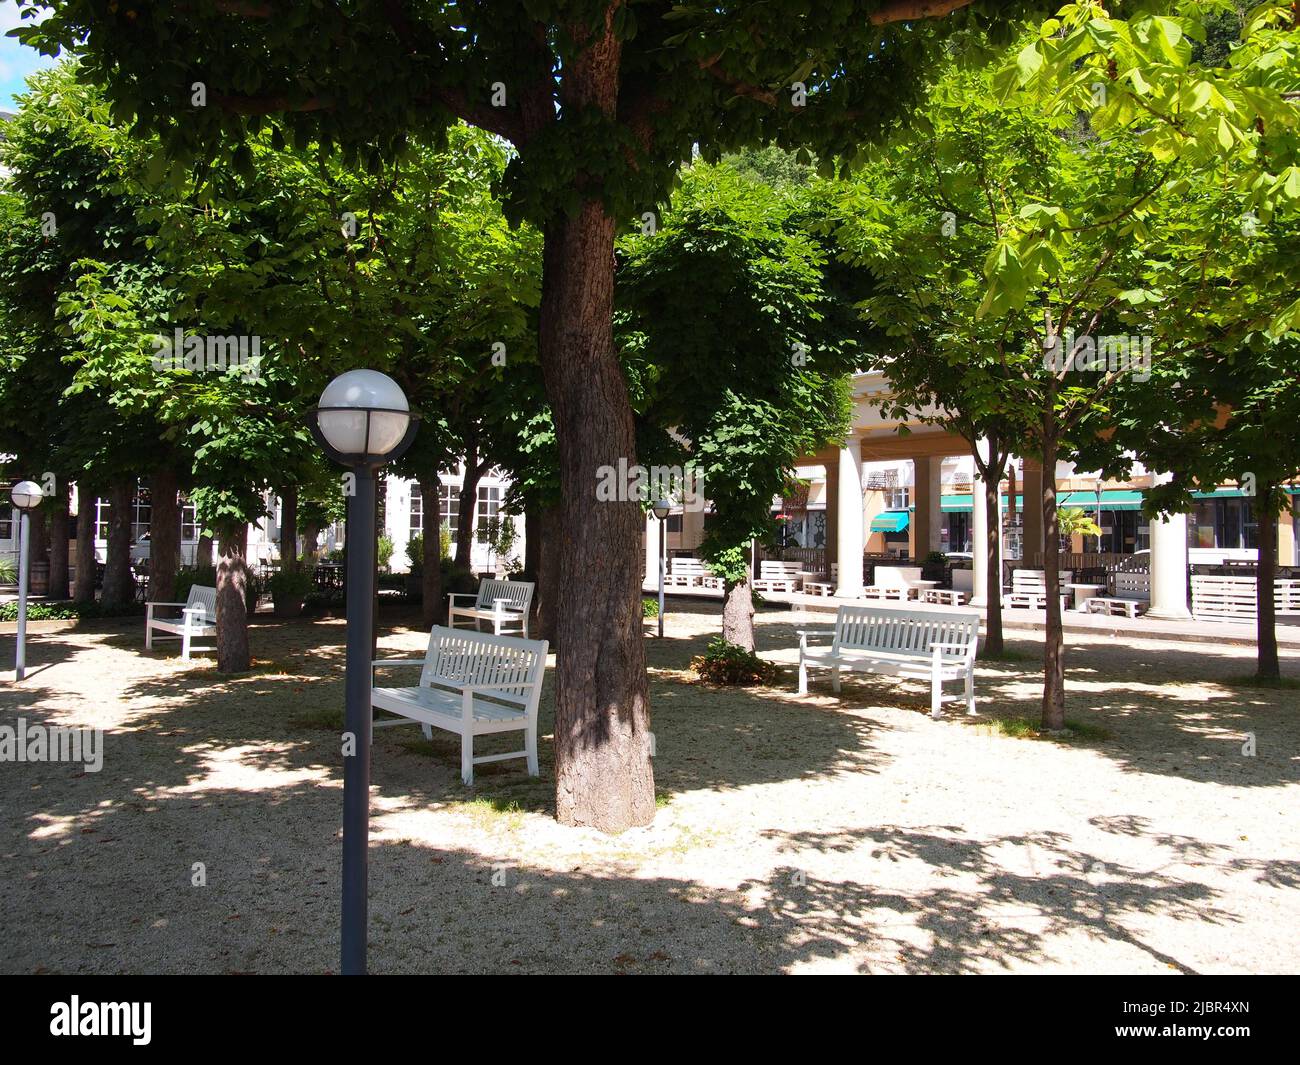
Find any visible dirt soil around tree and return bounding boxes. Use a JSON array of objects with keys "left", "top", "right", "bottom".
[{"left": 1, "top": 600, "right": 1297, "bottom": 974}]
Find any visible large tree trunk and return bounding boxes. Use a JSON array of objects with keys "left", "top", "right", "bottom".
[
  {"left": 721, "top": 576, "right": 755, "bottom": 651},
  {"left": 418, "top": 474, "right": 445, "bottom": 628},
  {"left": 26, "top": 501, "right": 48, "bottom": 594},
  {"left": 539, "top": 194, "right": 654, "bottom": 831},
  {"left": 300, "top": 520, "right": 320, "bottom": 566},
  {"left": 982, "top": 470, "right": 1005, "bottom": 657},
  {"left": 1256, "top": 488, "right": 1280, "bottom": 681},
  {"left": 535, "top": 503, "right": 563, "bottom": 646},
  {"left": 150, "top": 467, "right": 181, "bottom": 603},
  {"left": 216, "top": 523, "right": 251, "bottom": 673},
  {"left": 280, "top": 484, "right": 298, "bottom": 573},
  {"left": 524, "top": 507, "right": 541, "bottom": 580},
  {"left": 454, "top": 440, "right": 483, "bottom": 572},
  {"left": 195, "top": 533, "right": 214, "bottom": 569},
  {"left": 73, "top": 484, "right": 96, "bottom": 604},
  {"left": 101, "top": 479, "right": 135, "bottom": 608},
  {"left": 47, "top": 480, "right": 70, "bottom": 600},
  {"left": 1040, "top": 434, "right": 1066, "bottom": 730}
]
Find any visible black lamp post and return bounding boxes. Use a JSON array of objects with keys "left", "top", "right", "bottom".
[
  {"left": 651, "top": 498, "right": 671, "bottom": 638},
  {"left": 309, "top": 369, "right": 417, "bottom": 976}
]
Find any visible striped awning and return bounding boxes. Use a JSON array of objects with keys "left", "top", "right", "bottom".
[{"left": 870, "top": 510, "right": 910, "bottom": 532}]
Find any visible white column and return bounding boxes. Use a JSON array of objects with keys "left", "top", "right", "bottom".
[
  {"left": 969, "top": 439, "right": 1003, "bottom": 607},
  {"left": 835, "top": 438, "right": 864, "bottom": 598},
  {"left": 643, "top": 511, "right": 660, "bottom": 591},
  {"left": 1146, "top": 472, "right": 1192, "bottom": 620},
  {"left": 913, "top": 455, "right": 943, "bottom": 556}
]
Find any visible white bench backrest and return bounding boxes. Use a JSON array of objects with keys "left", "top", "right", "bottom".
[
  {"left": 1013, "top": 569, "right": 1072, "bottom": 590},
  {"left": 671, "top": 558, "right": 706, "bottom": 576},
  {"left": 759, "top": 561, "right": 802, "bottom": 579},
  {"left": 872, "top": 566, "right": 922, "bottom": 589},
  {"left": 832, "top": 605, "right": 978, "bottom": 657},
  {"left": 421, "top": 626, "right": 548, "bottom": 714},
  {"left": 474, "top": 579, "right": 534, "bottom": 613},
  {"left": 186, "top": 585, "right": 217, "bottom": 622}
]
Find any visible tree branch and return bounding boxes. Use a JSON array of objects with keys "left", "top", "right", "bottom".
[{"left": 869, "top": 0, "right": 977, "bottom": 25}]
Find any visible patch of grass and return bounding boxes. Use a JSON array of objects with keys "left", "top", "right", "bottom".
[
  {"left": 461, "top": 796, "right": 527, "bottom": 831},
  {"left": 287, "top": 705, "right": 345, "bottom": 731},
  {"left": 983, "top": 716, "right": 1112, "bottom": 743},
  {"left": 655, "top": 790, "right": 673, "bottom": 808},
  {"left": 1222, "top": 675, "right": 1300, "bottom": 691},
  {"left": 979, "top": 647, "right": 1034, "bottom": 662}
]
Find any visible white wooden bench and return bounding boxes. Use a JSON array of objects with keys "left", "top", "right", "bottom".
[
  {"left": 145, "top": 584, "right": 217, "bottom": 661},
  {"left": 372, "top": 626, "right": 549, "bottom": 785},
  {"left": 661, "top": 557, "right": 722, "bottom": 589},
  {"left": 796, "top": 604, "right": 979, "bottom": 718},
  {"left": 448, "top": 578, "right": 533, "bottom": 637},
  {"left": 925, "top": 588, "right": 968, "bottom": 606},
  {"left": 802, "top": 563, "right": 838, "bottom": 597},
  {"left": 752, "top": 560, "right": 803, "bottom": 593},
  {"left": 1191, "top": 575, "right": 1300, "bottom": 622},
  {"left": 863, "top": 565, "right": 919, "bottom": 601},
  {"left": 1006, "top": 569, "right": 1072, "bottom": 611},
  {"left": 1087, "top": 571, "right": 1149, "bottom": 618}
]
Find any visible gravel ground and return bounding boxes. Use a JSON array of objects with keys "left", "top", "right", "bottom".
[{"left": 1, "top": 601, "right": 1297, "bottom": 974}]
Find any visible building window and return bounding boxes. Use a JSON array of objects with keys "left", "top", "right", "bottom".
[
  {"left": 96, "top": 497, "right": 110, "bottom": 541},
  {"left": 439, "top": 484, "right": 459, "bottom": 536},
  {"left": 885, "top": 487, "right": 910, "bottom": 510},
  {"left": 132, "top": 487, "right": 152, "bottom": 542},
  {"left": 410, "top": 491, "right": 423, "bottom": 535},
  {"left": 0, "top": 507, "right": 12, "bottom": 541},
  {"left": 181, "top": 499, "right": 199, "bottom": 542},
  {"left": 476, "top": 485, "right": 500, "bottom": 544},
  {"left": 666, "top": 514, "right": 682, "bottom": 534}
]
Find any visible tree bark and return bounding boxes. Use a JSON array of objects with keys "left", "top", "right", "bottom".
[
  {"left": 280, "top": 484, "right": 298, "bottom": 573},
  {"left": 73, "top": 484, "right": 96, "bottom": 604},
  {"left": 216, "top": 523, "right": 251, "bottom": 673},
  {"left": 721, "top": 576, "right": 755, "bottom": 651},
  {"left": 1256, "top": 487, "right": 1280, "bottom": 681},
  {"left": 150, "top": 467, "right": 181, "bottom": 603},
  {"left": 539, "top": 194, "right": 654, "bottom": 831},
  {"left": 418, "top": 473, "right": 445, "bottom": 627},
  {"left": 101, "top": 479, "right": 135, "bottom": 608},
  {"left": 300, "top": 520, "right": 320, "bottom": 565},
  {"left": 535, "top": 503, "right": 563, "bottom": 646},
  {"left": 982, "top": 470, "right": 1005, "bottom": 657},
  {"left": 195, "top": 533, "right": 214, "bottom": 569},
  {"left": 47, "top": 480, "right": 70, "bottom": 600},
  {"left": 1040, "top": 433, "right": 1066, "bottom": 730},
  {"left": 454, "top": 438, "right": 484, "bottom": 572},
  {"left": 26, "top": 501, "right": 48, "bottom": 592},
  {"left": 524, "top": 507, "right": 541, "bottom": 580}
]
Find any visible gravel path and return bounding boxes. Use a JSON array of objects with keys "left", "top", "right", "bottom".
[{"left": 1, "top": 602, "right": 1297, "bottom": 974}]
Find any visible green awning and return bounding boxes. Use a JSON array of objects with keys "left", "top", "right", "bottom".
[
  {"left": 870, "top": 510, "right": 910, "bottom": 532},
  {"left": 1058, "top": 490, "right": 1144, "bottom": 511},
  {"left": 940, "top": 494, "right": 1023, "bottom": 513},
  {"left": 1192, "top": 488, "right": 1248, "bottom": 499}
]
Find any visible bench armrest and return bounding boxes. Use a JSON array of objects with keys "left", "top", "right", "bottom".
[
  {"left": 146, "top": 601, "right": 188, "bottom": 609},
  {"left": 447, "top": 592, "right": 479, "bottom": 603},
  {"left": 372, "top": 658, "right": 424, "bottom": 666},
  {"left": 930, "top": 641, "right": 975, "bottom": 661}
]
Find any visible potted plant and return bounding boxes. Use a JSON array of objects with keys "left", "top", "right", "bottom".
[
  {"left": 268, "top": 567, "right": 314, "bottom": 618},
  {"left": 921, "top": 550, "right": 949, "bottom": 584},
  {"left": 405, "top": 533, "right": 424, "bottom": 597}
]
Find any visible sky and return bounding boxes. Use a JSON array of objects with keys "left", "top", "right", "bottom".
[{"left": 0, "top": 1, "right": 57, "bottom": 111}]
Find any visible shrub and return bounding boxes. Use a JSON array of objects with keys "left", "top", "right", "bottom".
[
  {"left": 0, "top": 600, "right": 144, "bottom": 622},
  {"left": 406, "top": 533, "right": 424, "bottom": 575},
  {"left": 642, "top": 596, "right": 659, "bottom": 618},
  {"left": 377, "top": 534, "right": 394, "bottom": 571},
  {"left": 690, "top": 637, "right": 779, "bottom": 686},
  {"left": 267, "top": 567, "right": 314, "bottom": 599},
  {"left": 0, "top": 556, "right": 16, "bottom": 585}
]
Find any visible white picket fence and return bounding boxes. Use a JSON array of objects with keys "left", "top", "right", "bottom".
[{"left": 1190, "top": 575, "right": 1300, "bottom": 622}]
